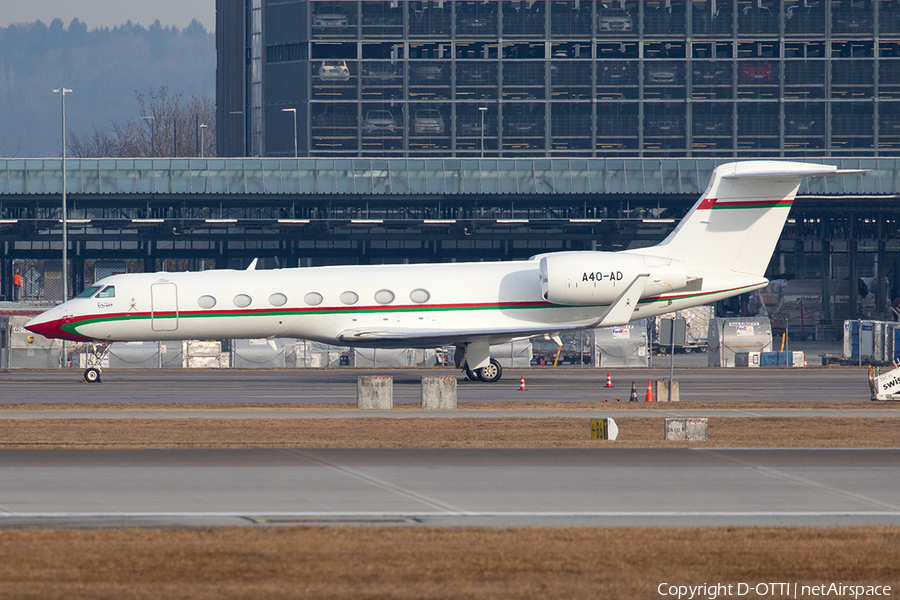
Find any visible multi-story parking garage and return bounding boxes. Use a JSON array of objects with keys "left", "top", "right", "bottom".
[
  {"left": 217, "top": 0, "right": 900, "bottom": 158},
  {"left": 1, "top": 157, "right": 900, "bottom": 334}
]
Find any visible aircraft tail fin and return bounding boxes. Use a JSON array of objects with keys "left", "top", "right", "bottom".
[{"left": 640, "top": 161, "right": 864, "bottom": 277}]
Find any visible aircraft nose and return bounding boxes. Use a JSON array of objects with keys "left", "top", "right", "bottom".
[
  {"left": 25, "top": 311, "right": 62, "bottom": 338},
  {"left": 24, "top": 308, "right": 78, "bottom": 341}
]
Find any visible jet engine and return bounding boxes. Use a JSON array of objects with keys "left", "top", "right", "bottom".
[{"left": 539, "top": 252, "right": 689, "bottom": 306}]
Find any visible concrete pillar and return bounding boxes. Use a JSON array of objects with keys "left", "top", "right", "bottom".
[
  {"left": 794, "top": 234, "right": 806, "bottom": 278},
  {"left": 421, "top": 376, "right": 457, "bottom": 410},
  {"left": 877, "top": 215, "right": 887, "bottom": 320},
  {"left": 820, "top": 220, "right": 831, "bottom": 327},
  {"left": 849, "top": 216, "right": 858, "bottom": 319},
  {"left": 655, "top": 380, "right": 680, "bottom": 402},
  {"left": 357, "top": 376, "right": 393, "bottom": 409}
]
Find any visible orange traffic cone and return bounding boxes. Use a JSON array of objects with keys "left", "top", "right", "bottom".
[
  {"left": 519, "top": 376, "right": 526, "bottom": 391},
  {"left": 604, "top": 398, "right": 609, "bottom": 402},
  {"left": 629, "top": 381, "right": 637, "bottom": 402},
  {"left": 605, "top": 372, "right": 613, "bottom": 387},
  {"left": 645, "top": 379, "right": 654, "bottom": 402}
]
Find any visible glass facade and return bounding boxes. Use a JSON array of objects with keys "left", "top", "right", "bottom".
[
  {"left": 229, "top": 0, "right": 900, "bottom": 158},
  {"left": 0, "top": 157, "right": 892, "bottom": 196}
]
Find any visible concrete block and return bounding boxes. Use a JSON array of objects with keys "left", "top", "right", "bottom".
[
  {"left": 421, "top": 376, "right": 457, "bottom": 410},
  {"left": 655, "top": 380, "right": 680, "bottom": 402},
  {"left": 665, "top": 417, "right": 707, "bottom": 441},
  {"left": 357, "top": 376, "right": 393, "bottom": 409}
]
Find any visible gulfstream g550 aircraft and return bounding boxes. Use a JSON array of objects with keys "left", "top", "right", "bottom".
[{"left": 27, "top": 161, "right": 861, "bottom": 383}]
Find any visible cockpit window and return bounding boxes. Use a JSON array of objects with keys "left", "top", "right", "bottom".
[
  {"left": 96, "top": 286, "right": 116, "bottom": 298},
  {"left": 77, "top": 286, "right": 103, "bottom": 298}
]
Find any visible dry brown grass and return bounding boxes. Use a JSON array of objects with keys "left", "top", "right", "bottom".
[
  {"left": 1, "top": 416, "right": 898, "bottom": 448},
  {"left": 1, "top": 400, "right": 898, "bottom": 411},
  {"left": 0, "top": 526, "right": 897, "bottom": 599}
]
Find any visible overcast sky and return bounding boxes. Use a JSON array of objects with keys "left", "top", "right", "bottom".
[{"left": 1, "top": 0, "right": 215, "bottom": 30}]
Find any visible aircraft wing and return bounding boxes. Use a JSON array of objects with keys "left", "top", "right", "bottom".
[
  {"left": 338, "top": 273, "right": 651, "bottom": 347},
  {"left": 336, "top": 324, "right": 585, "bottom": 348}
]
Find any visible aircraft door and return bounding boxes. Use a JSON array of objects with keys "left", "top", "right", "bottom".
[{"left": 150, "top": 283, "right": 179, "bottom": 331}]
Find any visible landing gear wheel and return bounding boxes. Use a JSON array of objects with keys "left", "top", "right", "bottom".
[
  {"left": 476, "top": 359, "right": 503, "bottom": 383},
  {"left": 464, "top": 364, "right": 479, "bottom": 381},
  {"left": 84, "top": 367, "right": 101, "bottom": 383}
]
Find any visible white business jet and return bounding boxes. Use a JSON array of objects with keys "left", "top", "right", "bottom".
[{"left": 27, "top": 161, "right": 861, "bottom": 383}]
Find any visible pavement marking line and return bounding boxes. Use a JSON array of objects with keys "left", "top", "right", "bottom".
[
  {"left": 0, "top": 511, "right": 898, "bottom": 520},
  {"left": 699, "top": 449, "right": 900, "bottom": 512},
  {"left": 282, "top": 449, "right": 467, "bottom": 514}
]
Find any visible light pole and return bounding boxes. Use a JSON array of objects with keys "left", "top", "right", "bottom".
[
  {"left": 53, "top": 88, "right": 72, "bottom": 305},
  {"left": 191, "top": 113, "right": 200, "bottom": 156},
  {"left": 199, "top": 123, "right": 208, "bottom": 158},
  {"left": 141, "top": 115, "right": 155, "bottom": 157},
  {"left": 478, "top": 106, "right": 488, "bottom": 158},
  {"left": 230, "top": 110, "right": 245, "bottom": 156},
  {"left": 53, "top": 86, "right": 72, "bottom": 369},
  {"left": 162, "top": 116, "right": 177, "bottom": 157},
  {"left": 281, "top": 108, "right": 298, "bottom": 158}
]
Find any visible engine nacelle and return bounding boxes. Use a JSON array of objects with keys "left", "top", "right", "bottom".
[{"left": 539, "top": 252, "right": 689, "bottom": 306}]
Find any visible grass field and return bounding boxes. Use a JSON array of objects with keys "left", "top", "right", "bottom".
[
  {"left": 0, "top": 526, "right": 897, "bottom": 599},
  {"left": 0, "top": 416, "right": 898, "bottom": 449}
]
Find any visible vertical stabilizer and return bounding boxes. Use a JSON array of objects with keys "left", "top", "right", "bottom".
[{"left": 639, "top": 161, "right": 860, "bottom": 277}]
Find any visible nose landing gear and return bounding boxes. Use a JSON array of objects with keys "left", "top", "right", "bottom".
[
  {"left": 82, "top": 342, "right": 111, "bottom": 383},
  {"left": 84, "top": 367, "right": 102, "bottom": 383}
]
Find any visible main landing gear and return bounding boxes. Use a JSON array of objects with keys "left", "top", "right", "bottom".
[
  {"left": 464, "top": 358, "right": 503, "bottom": 383},
  {"left": 82, "top": 342, "right": 111, "bottom": 383},
  {"left": 455, "top": 343, "right": 503, "bottom": 383}
]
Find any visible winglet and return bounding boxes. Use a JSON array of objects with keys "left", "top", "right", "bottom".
[{"left": 591, "top": 274, "right": 650, "bottom": 328}]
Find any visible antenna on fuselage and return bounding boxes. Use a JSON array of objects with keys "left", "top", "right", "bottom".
[{"left": 246, "top": 258, "right": 259, "bottom": 271}]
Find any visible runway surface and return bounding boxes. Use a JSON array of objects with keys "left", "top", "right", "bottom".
[
  {"left": 1, "top": 448, "right": 899, "bottom": 528},
  {"left": 0, "top": 366, "right": 879, "bottom": 404}
]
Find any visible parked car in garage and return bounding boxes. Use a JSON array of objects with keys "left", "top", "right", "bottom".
[
  {"left": 413, "top": 109, "right": 444, "bottom": 134},
  {"left": 313, "top": 4, "right": 349, "bottom": 28},
  {"left": 318, "top": 60, "right": 350, "bottom": 82},
  {"left": 739, "top": 62, "right": 775, "bottom": 83},
  {"left": 597, "top": 7, "right": 633, "bottom": 32},
  {"left": 645, "top": 63, "right": 678, "bottom": 84},
  {"left": 411, "top": 64, "right": 445, "bottom": 83},
  {"left": 363, "top": 110, "right": 399, "bottom": 135},
  {"left": 362, "top": 62, "right": 400, "bottom": 81}
]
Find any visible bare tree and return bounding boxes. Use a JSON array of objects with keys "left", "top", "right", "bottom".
[{"left": 69, "top": 87, "right": 216, "bottom": 158}]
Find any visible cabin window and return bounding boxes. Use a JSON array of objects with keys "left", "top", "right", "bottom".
[
  {"left": 96, "top": 286, "right": 116, "bottom": 298},
  {"left": 198, "top": 295, "right": 217, "bottom": 309},
  {"left": 340, "top": 291, "right": 359, "bottom": 305},
  {"left": 410, "top": 288, "right": 430, "bottom": 303},
  {"left": 374, "top": 289, "right": 395, "bottom": 304},
  {"left": 77, "top": 286, "right": 103, "bottom": 298},
  {"left": 233, "top": 294, "right": 252, "bottom": 308},
  {"left": 304, "top": 292, "right": 324, "bottom": 306},
  {"left": 269, "top": 293, "right": 288, "bottom": 306}
]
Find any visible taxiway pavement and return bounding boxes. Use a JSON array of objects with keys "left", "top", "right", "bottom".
[
  {"left": 1, "top": 448, "right": 898, "bottom": 528},
  {"left": 0, "top": 366, "right": 880, "bottom": 404}
]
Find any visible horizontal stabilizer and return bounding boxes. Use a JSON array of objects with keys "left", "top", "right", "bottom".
[
  {"left": 721, "top": 168, "right": 867, "bottom": 179},
  {"left": 638, "top": 161, "right": 866, "bottom": 278}
]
